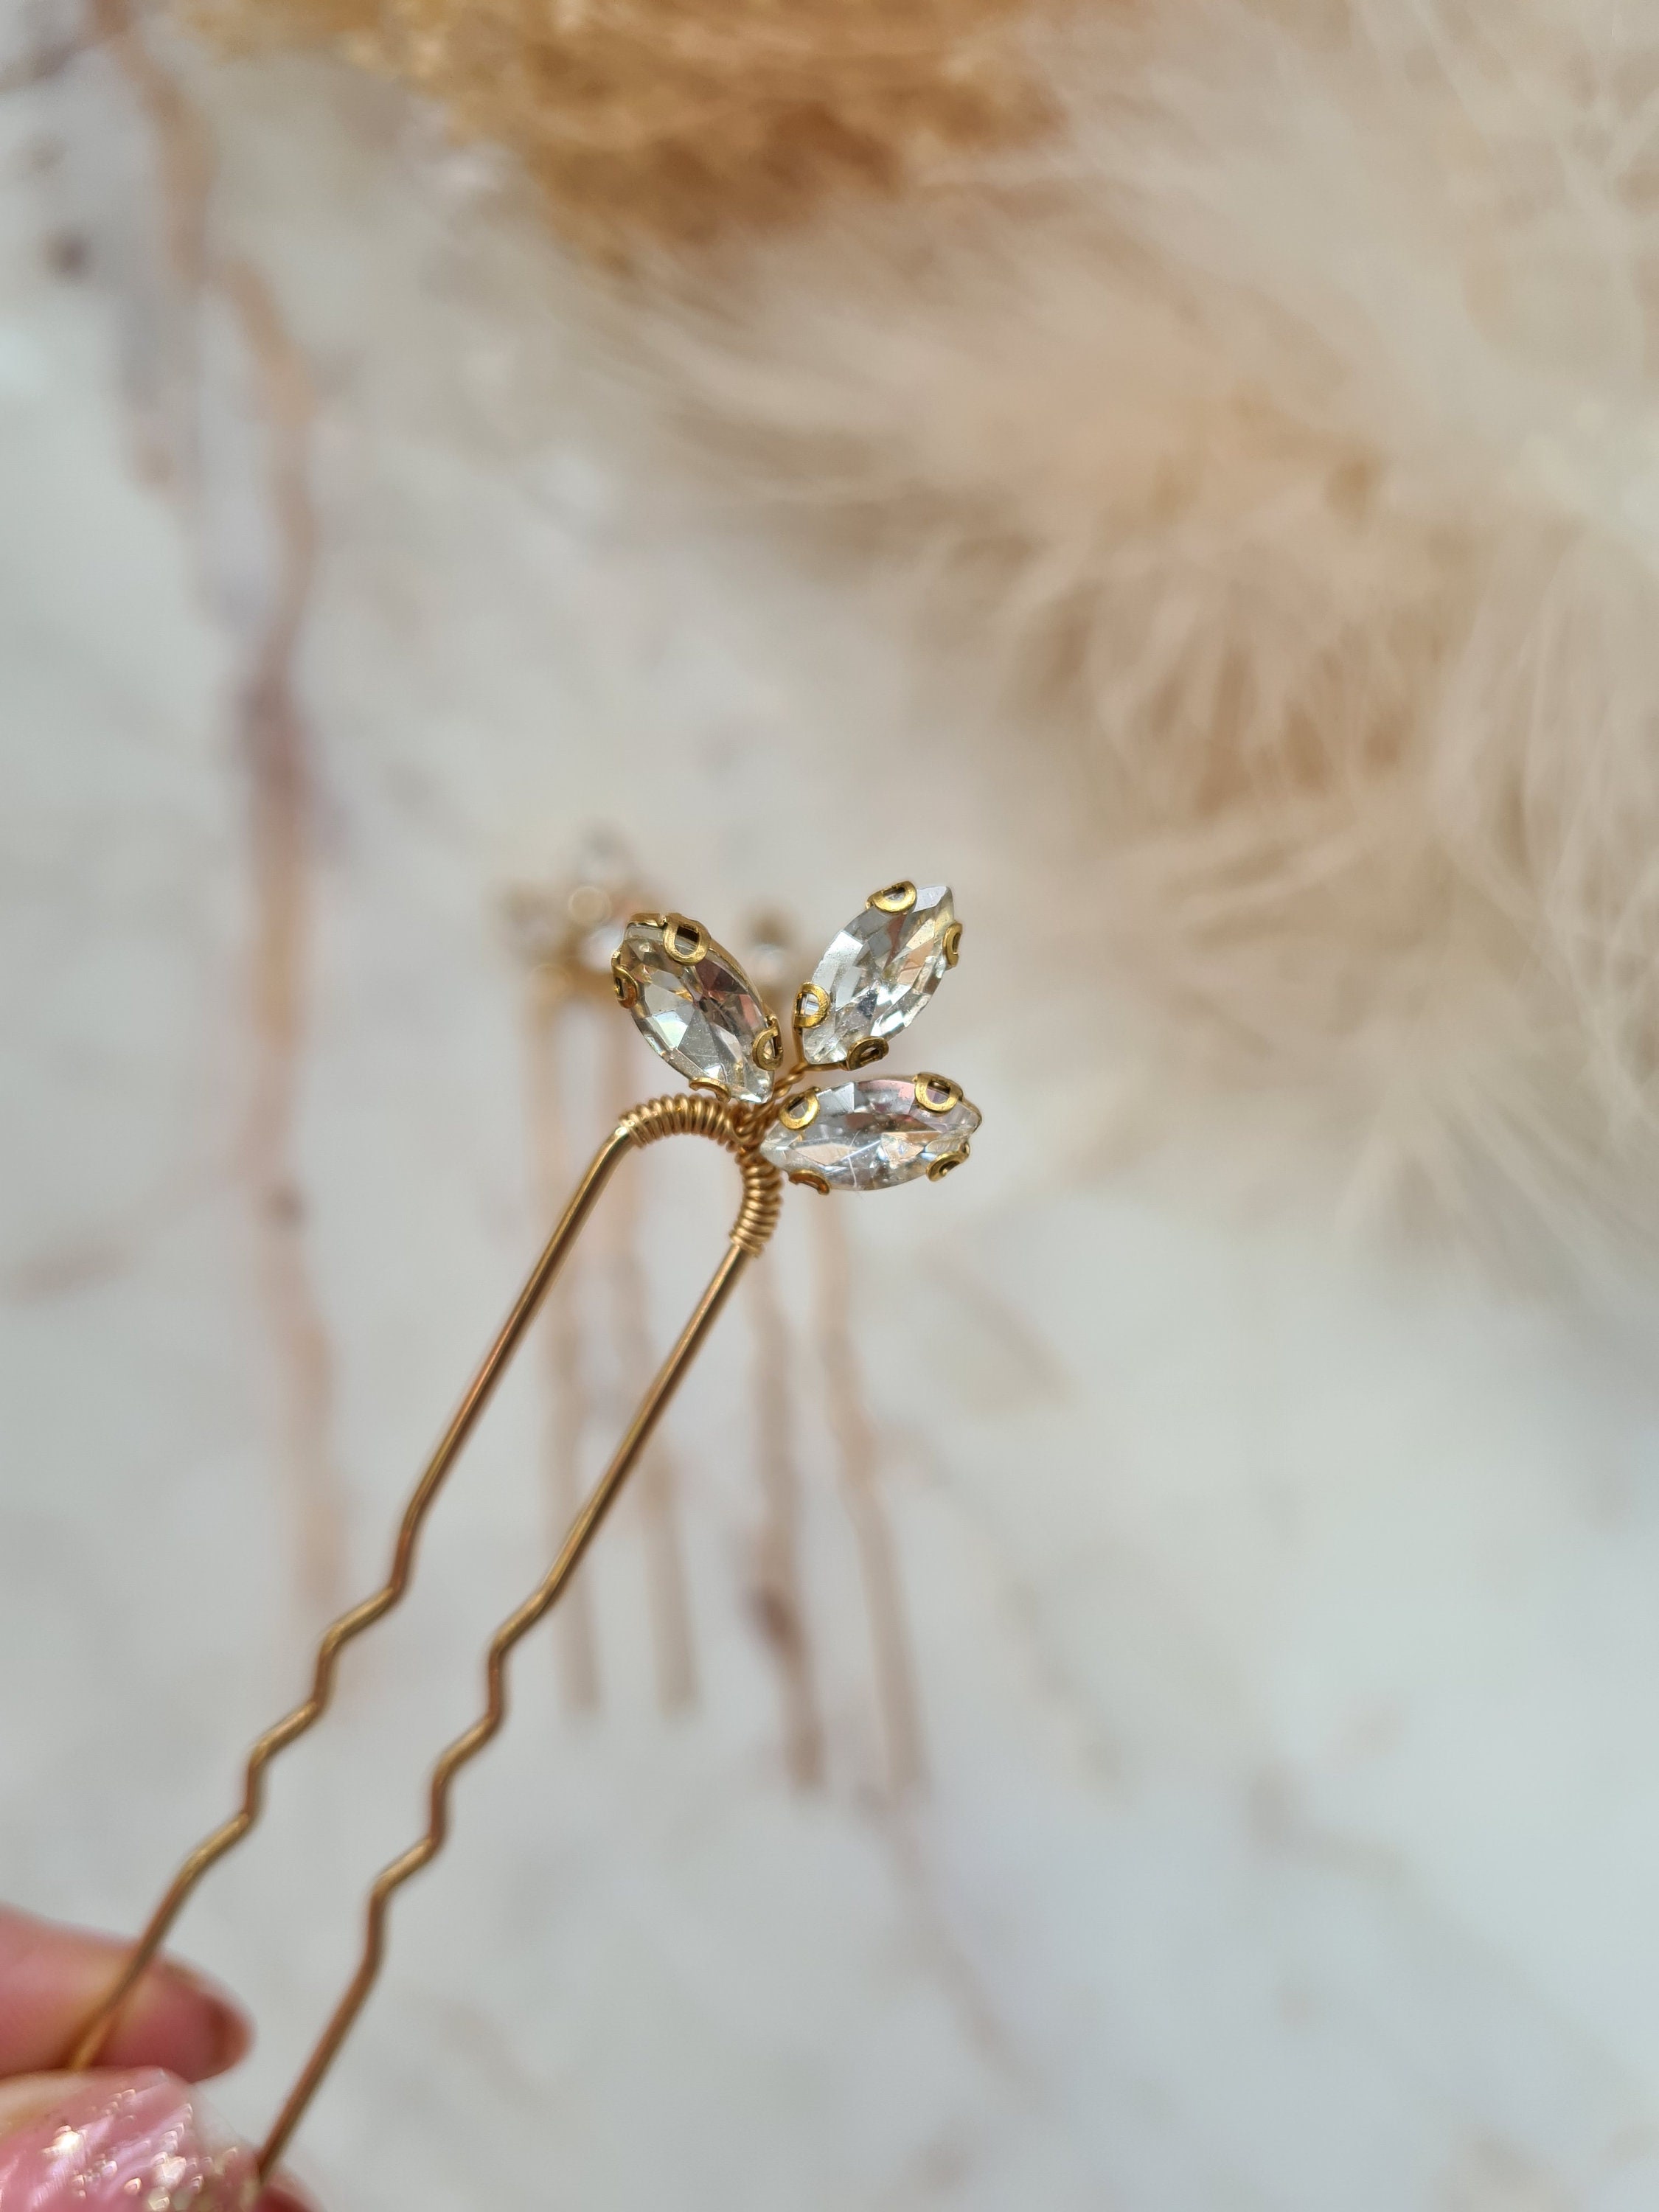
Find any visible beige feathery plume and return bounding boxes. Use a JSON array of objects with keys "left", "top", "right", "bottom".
[{"left": 591, "top": 0, "right": 1659, "bottom": 1266}]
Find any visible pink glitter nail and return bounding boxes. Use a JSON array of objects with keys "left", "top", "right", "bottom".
[{"left": 0, "top": 2071, "right": 259, "bottom": 2212}]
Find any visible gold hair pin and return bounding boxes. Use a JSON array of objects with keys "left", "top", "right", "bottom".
[{"left": 65, "top": 878, "right": 979, "bottom": 2182}]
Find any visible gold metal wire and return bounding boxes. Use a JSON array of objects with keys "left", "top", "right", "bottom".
[{"left": 64, "top": 1093, "right": 782, "bottom": 2180}]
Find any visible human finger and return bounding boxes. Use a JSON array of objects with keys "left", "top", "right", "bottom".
[{"left": 0, "top": 1910, "right": 247, "bottom": 2081}]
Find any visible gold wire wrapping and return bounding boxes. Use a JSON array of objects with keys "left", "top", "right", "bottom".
[
  {"left": 620, "top": 1089, "right": 782, "bottom": 1253},
  {"left": 182, "top": 0, "right": 1058, "bottom": 253}
]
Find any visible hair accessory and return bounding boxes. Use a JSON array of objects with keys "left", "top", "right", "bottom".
[{"left": 64, "top": 880, "right": 979, "bottom": 2182}]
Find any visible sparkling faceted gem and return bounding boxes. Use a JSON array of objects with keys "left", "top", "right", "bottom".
[
  {"left": 759, "top": 1077, "right": 979, "bottom": 1192},
  {"left": 800, "top": 884, "right": 957, "bottom": 1066},
  {"left": 613, "top": 917, "right": 776, "bottom": 1103}
]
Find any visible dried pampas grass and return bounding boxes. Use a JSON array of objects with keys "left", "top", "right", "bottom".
[
  {"left": 194, "top": 0, "right": 1659, "bottom": 1261},
  {"left": 599, "top": 0, "right": 1659, "bottom": 1265},
  {"left": 189, "top": 0, "right": 1055, "bottom": 251}
]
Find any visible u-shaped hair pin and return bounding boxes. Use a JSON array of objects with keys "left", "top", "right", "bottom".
[{"left": 63, "top": 880, "right": 981, "bottom": 2182}]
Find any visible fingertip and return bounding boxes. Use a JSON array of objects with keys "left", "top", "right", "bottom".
[
  {"left": 164, "top": 1961, "right": 252, "bottom": 2079},
  {"left": 0, "top": 1910, "right": 249, "bottom": 2081},
  {"left": 100, "top": 1958, "right": 251, "bottom": 2081}
]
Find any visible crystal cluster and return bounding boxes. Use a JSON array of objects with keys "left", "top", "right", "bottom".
[
  {"left": 758, "top": 1078, "right": 980, "bottom": 1191},
  {"left": 613, "top": 880, "right": 978, "bottom": 1193}
]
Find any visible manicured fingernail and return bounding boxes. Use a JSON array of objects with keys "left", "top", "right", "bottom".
[{"left": 0, "top": 2070, "right": 258, "bottom": 2211}]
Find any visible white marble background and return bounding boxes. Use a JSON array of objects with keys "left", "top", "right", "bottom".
[{"left": 7, "top": 8, "right": 1659, "bottom": 2210}]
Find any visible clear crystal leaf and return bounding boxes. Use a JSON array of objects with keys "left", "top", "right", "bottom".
[
  {"left": 759, "top": 1076, "right": 979, "bottom": 1192},
  {"left": 613, "top": 915, "right": 776, "bottom": 1104},
  {"left": 800, "top": 884, "right": 956, "bottom": 1067}
]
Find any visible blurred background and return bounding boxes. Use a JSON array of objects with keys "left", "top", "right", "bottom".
[{"left": 8, "top": 3, "right": 1659, "bottom": 2208}]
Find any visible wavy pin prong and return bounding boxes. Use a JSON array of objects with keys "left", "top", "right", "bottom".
[{"left": 66, "top": 880, "right": 978, "bottom": 2180}]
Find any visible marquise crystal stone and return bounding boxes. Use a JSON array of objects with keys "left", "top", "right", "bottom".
[
  {"left": 801, "top": 885, "right": 956, "bottom": 1066},
  {"left": 615, "top": 918, "right": 775, "bottom": 1104},
  {"left": 759, "top": 1077, "right": 979, "bottom": 1192}
]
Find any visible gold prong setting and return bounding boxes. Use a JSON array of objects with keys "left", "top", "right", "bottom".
[
  {"left": 868, "top": 880, "right": 918, "bottom": 915},
  {"left": 615, "top": 879, "right": 978, "bottom": 1194},
  {"left": 661, "top": 914, "right": 710, "bottom": 966},
  {"left": 914, "top": 1074, "right": 962, "bottom": 1114}
]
